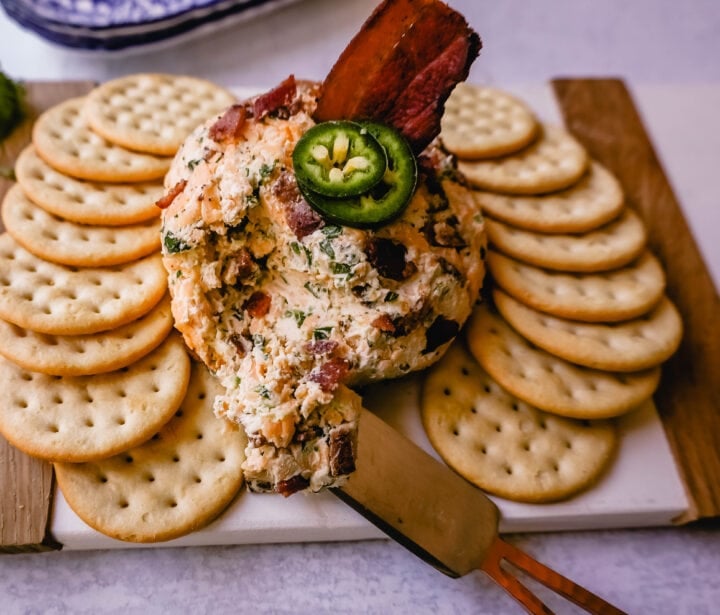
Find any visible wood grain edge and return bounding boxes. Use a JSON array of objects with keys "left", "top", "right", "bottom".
[
  {"left": 552, "top": 78, "right": 720, "bottom": 523},
  {"left": 0, "top": 81, "right": 95, "bottom": 554}
]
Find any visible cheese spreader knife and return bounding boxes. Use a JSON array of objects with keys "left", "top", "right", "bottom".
[{"left": 333, "top": 406, "right": 626, "bottom": 614}]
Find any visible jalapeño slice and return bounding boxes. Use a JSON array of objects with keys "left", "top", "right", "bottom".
[
  {"left": 293, "top": 120, "right": 386, "bottom": 198},
  {"left": 298, "top": 122, "right": 417, "bottom": 229}
]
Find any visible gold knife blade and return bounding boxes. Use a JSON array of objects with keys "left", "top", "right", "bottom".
[{"left": 334, "top": 404, "right": 626, "bottom": 614}]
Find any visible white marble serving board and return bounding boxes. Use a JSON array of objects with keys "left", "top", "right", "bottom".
[{"left": 50, "top": 84, "right": 690, "bottom": 550}]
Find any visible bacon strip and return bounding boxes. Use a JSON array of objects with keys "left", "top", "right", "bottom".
[
  {"left": 155, "top": 180, "right": 187, "bottom": 210},
  {"left": 314, "top": 0, "right": 480, "bottom": 152}
]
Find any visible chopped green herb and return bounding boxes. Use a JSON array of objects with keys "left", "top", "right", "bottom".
[
  {"left": 319, "top": 238, "right": 335, "bottom": 259},
  {"left": 0, "top": 166, "right": 15, "bottom": 180},
  {"left": 286, "top": 310, "right": 307, "bottom": 327},
  {"left": 176, "top": 270, "right": 183, "bottom": 278},
  {"left": 304, "top": 281, "right": 320, "bottom": 298},
  {"left": 235, "top": 376, "right": 242, "bottom": 387},
  {"left": 330, "top": 262, "right": 352, "bottom": 275},
  {"left": 254, "top": 385, "right": 271, "bottom": 399},
  {"left": 187, "top": 158, "right": 202, "bottom": 170},
  {"left": 259, "top": 160, "right": 277, "bottom": 182},
  {"left": 384, "top": 291, "right": 399, "bottom": 302},
  {"left": 321, "top": 225, "right": 343, "bottom": 238},
  {"left": 313, "top": 326, "right": 333, "bottom": 340},
  {"left": 162, "top": 231, "right": 190, "bottom": 254}
]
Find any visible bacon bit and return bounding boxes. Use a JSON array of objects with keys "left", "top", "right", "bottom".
[
  {"left": 209, "top": 104, "right": 247, "bottom": 143},
  {"left": 371, "top": 314, "right": 396, "bottom": 334},
  {"left": 229, "top": 334, "right": 248, "bottom": 357},
  {"left": 155, "top": 180, "right": 186, "bottom": 210},
  {"left": 222, "top": 248, "right": 255, "bottom": 285},
  {"left": 277, "top": 474, "right": 310, "bottom": 497},
  {"left": 243, "top": 291, "right": 271, "bottom": 318},
  {"left": 365, "top": 237, "right": 416, "bottom": 281},
  {"left": 294, "top": 425, "right": 324, "bottom": 443},
  {"left": 248, "top": 432, "right": 267, "bottom": 447},
  {"left": 329, "top": 425, "right": 356, "bottom": 476},
  {"left": 308, "top": 357, "right": 350, "bottom": 393},
  {"left": 253, "top": 75, "right": 297, "bottom": 120},
  {"left": 424, "top": 216, "right": 466, "bottom": 248},
  {"left": 273, "top": 170, "right": 324, "bottom": 238},
  {"left": 423, "top": 316, "right": 459, "bottom": 354},
  {"left": 305, "top": 339, "right": 339, "bottom": 356}
]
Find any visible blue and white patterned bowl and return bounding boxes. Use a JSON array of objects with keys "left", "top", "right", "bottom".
[{"left": 1, "top": 0, "right": 301, "bottom": 51}]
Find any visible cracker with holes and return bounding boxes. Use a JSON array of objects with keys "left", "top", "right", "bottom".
[
  {"left": 440, "top": 84, "right": 539, "bottom": 159},
  {"left": 471, "top": 161, "right": 624, "bottom": 233},
  {"left": 466, "top": 304, "right": 660, "bottom": 419},
  {"left": 487, "top": 249, "right": 665, "bottom": 322},
  {"left": 84, "top": 74, "right": 236, "bottom": 156},
  {"left": 54, "top": 361, "right": 246, "bottom": 543},
  {"left": 0, "top": 334, "right": 190, "bottom": 462},
  {"left": 0, "top": 233, "right": 167, "bottom": 335},
  {"left": 458, "top": 125, "right": 589, "bottom": 195},
  {"left": 0, "top": 294, "right": 173, "bottom": 376},
  {"left": 485, "top": 207, "right": 647, "bottom": 272},
  {"left": 2, "top": 184, "right": 160, "bottom": 267},
  {"left": 32, "top": 97, "right": 173, "bottom": 182},
  {"left": 421, "top": 342, "right": 617, "bottom": 502},
  {"left": 493, "top": 289, "right": 683, "bottom": 372},
  {"left": 15, "top": 146, "right": 163, "bottom": 226}
]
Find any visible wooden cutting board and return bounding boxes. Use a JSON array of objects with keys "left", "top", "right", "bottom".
[{"left": 1, "top": 79, "right": 718, "bottom": 553}]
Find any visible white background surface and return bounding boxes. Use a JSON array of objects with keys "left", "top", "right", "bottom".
[{"left": 1, "top": 1, "right": 720, "bottom": 613}]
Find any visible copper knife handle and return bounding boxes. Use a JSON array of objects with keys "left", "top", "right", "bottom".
[{"left": 479, "top": 537, "right": 627, "bottom": 615}]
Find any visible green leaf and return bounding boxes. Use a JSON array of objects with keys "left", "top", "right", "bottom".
[{"left": 0, "top": 71, "right": 25, "bottom": 141}]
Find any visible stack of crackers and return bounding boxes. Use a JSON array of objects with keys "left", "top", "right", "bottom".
[
  {"left": 421, "top": 84, "right": 682, "bottom": 503},
  {"left": 0, "top": 73, "right": 247, "bottom": 542}
]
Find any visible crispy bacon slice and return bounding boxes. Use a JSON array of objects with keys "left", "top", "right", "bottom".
[{"left": 314, "top": 0, "right": 480, "bottom": 152}]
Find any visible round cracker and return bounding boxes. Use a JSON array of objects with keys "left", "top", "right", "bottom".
[
  {"left": 1, "top": 184, "right": 160, "bottom": 267},
  {"left": 487, "top": 249, "right": 666, "bottom": 322},
  {"left": 0, "top": 294, "right": 174, "bottom": 376},
  {"left": 32, "top": 97, "right": 172, "bottom": 183},
  {"left": 440, "top": 83, "right": 539, "bottom": 159},
  {"left": 485, "top": 207, "right": 647, "bottom": 272},
  {"left": 55, "top": 361, "right": 246, "bottom": 543},
  {"left": 15, "top": 146, "right": 162, "bottom": 226},
  {"left": 466, "top": 304, "right": 661, "bottom": 419},
  {"left": 493, "top": 288, "right": 683, "bottom": 372},
  {"left": 471, "top": 161, "right": 625, "bottom": 233},
  {"left": 458, "top": 125, "right": 589, "bottom": 195},
  {"left": 0, "top": 233, "right": 167, "bottom": 335},
  {"left": 421, "top": 342, "right": 617, "bottom": 502},
  {"left": 0, "top": 334, "right": 191, "bottom": 462},
  {"left": 84, "top": 74, "right": 236, "bottom": 156}
]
